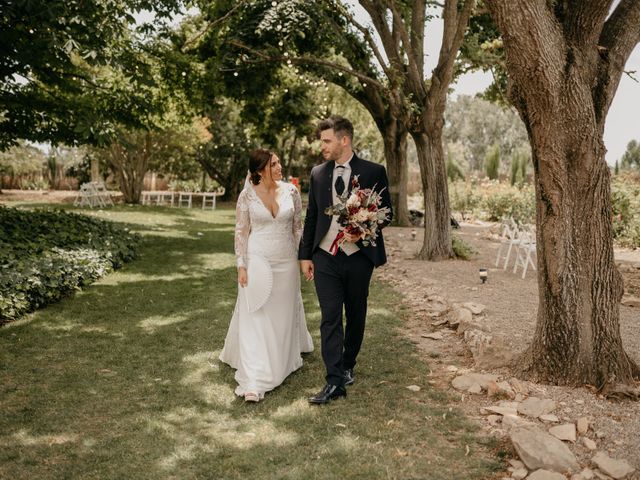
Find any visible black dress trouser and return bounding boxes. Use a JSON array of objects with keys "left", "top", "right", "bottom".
[{"left": 312, "top": 249, "right": 374, "bottom": 386}]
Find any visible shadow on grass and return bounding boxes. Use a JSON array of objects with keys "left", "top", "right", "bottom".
[{"left": 0, "top": 207, "right": 503, "bottom": 480}]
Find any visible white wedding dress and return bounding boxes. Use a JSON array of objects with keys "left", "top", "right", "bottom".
[{"left": 219, "top": 181, "right": 314, "bottom": 399}]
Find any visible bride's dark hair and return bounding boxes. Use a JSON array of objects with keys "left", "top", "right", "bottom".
[{"left": 249, "top": 149, "right": 273, "bottom": 185}]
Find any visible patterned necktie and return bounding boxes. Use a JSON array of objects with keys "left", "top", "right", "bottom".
[{"left": 334, "top": 166, "right": 345, "bottom": 195}]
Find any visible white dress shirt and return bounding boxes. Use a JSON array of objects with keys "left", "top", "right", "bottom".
[{"left": 319, "top": 154, "right": 359, "bottom": 256}]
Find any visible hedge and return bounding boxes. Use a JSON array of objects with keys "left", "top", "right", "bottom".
[{"left": 0, "top": 206, "right": 139, "bottom": 322}]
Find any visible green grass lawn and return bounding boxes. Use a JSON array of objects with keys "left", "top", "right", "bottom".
[{"left": 0, "top": 205, "right": 503, "bottom": 479}]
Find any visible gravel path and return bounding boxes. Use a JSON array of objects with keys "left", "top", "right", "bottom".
[{"left": 377, "top": 223, "right": 640, "bottom": 478}]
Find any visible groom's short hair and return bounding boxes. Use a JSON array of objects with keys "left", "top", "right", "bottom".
[{"left": 317, "top": 115, "right": 353, "bottom": 141}]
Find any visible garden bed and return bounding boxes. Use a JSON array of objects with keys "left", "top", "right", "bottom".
[{"left": 0, "top": 206, "right": 138, "bottom": 322}]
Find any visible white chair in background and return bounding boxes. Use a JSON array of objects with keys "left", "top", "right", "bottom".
[
  {"left": 495, "top": 217, "right": 520, "bottom": 270},
  {"left": 201, "top": 187, "right": 225, "bottom": 210},
  {"left": 74, "top": 182, "right": 113, "bottom": 208},
  {"left": 513, "top": 227, "right": 537, "bottom": 279},
  {"left": 178, "top": 192, "right": 193, "bottom": 208}
]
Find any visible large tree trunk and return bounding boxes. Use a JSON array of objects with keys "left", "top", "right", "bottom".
[
  {"left": 413, "top": 130, "right": 454, "bottom": 260},
  {"left": 486, "top": 0, "right": 640, "bottom": 387},
  {"left": 514, "top": 94, "right": 639, "bottom": 386},
  {"left": 90, "top": 157, "right": 100, "bottom": 182},
  {"left": 108, "top": 133, "right": 151, "bottom": 204},
  {"left": 381, "top": 119, "right": 411, "bottom": 226}
]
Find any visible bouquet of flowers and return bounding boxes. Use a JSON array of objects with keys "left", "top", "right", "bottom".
[{"left": 324, "top": 175, "right": 391, "bottom": 255}]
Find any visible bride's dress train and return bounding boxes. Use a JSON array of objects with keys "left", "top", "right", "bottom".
[{"left": 219, "top": 181, "right": 313, "bottom": 398}]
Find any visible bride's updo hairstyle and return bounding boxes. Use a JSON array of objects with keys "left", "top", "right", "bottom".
[{"left": 249, "top": 149, "right": 273, "bottom": 185}]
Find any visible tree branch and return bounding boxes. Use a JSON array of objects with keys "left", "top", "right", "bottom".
[
  {"left": 181, "top": 1, "right": 251, "bottom": 53},
  {"left": 563, "top": 0, "right": 613, "bottom": 49},
  {"left": 359, "top": 1, "right": 404, "bottom": 74},
  {"left": 411, "top": 0, "right": 427, "bottom": 75},
  {"left": 228, "top": 39, "right": 386, "bottom": 91},
  {"left": 332, "top": 1, "right": 393, "bottom": 79},
  {"left": 484, "top": 1, "right": 565, "bottom": 105},
  {"left": 430, "top": 0, "right": 476, "bottom": 103},
  {"left": 594, "top": 0, "right": 640, "bottom": 121},
  {"left": 388, "top": 0, "right": 422, "bottom": 77}
]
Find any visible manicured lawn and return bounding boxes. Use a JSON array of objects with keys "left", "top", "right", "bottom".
[{"left": 0, "top": 205, "right": 502, "bottom": 479}]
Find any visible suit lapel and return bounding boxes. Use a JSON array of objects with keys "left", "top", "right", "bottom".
[
  {"left": 347, "top": 153, "right": 360, "bottom": 194},
  {"left": 320, "top": 160, "right": 334, "bottom": 209}
]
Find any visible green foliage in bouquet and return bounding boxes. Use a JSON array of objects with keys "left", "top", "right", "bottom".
[{"left": 0, "top": 207, "right": 139, "bottom": 322}]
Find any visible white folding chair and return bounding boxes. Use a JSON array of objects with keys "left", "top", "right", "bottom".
[
  {"left": 201, "top": 187, "right": 225, "bottom": 210},
  {"left": 178, "top": 192, "right": 192, "bottom": 208},
  {"left": 513, "top": 228, "right": 537, "bottom": 279},
  {"left": 495, "top": 217, "right": 520, "bottom": 270}
]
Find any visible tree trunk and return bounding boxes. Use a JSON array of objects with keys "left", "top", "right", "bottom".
[
  {"left": 413, "top": 130, "right": 453, "bottom": 260},
  {"left": 381, "top": 119, "right": 411, "bottom": 226},
  {"left": 90, "top": 156, "right": 100, "bottom": 182},
  {"left": 109, "top": 133, "right": 150, "bottom": 204},
  {"left": 484, "top": 0, "right": 640, "bottom": 387},
  {"left": 515, "top": 109, "right": 639, "bottom": 386}
]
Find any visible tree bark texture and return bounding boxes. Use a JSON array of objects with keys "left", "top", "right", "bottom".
[
  {"left": 413, "top": 130, "right": 453, "bottom": 260},
  {"left": 360, "top": 0, "right": 475, "bottom": 258},
  {"left": 108, "top": 133, "right": 151, "bottom": 204},
  {"left": 486, "top": 0, "right": 640, "bottom": 386},
  {"left": 380, "top": 117, "right": 410, "bottom": 226}
]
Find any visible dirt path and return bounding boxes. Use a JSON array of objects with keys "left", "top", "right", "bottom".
[{"left": 376, "top": 223, "right": 640, "bottom": 477}]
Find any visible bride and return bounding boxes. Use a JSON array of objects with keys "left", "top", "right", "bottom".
[{"left": 219, "top": 149, "right": 314, "bottom": 402}]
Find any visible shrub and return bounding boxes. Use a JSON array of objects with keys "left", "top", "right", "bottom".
[
  {"left": 484, "top": 144, "right": 501, "bottom": 180},
  {"left": 452, "top": 235, "right": 476, "bottom": 260},
  {"left": 0, "top": 207, "right": 139, "bottom": 322},
  {"left": 481, "top": 184, "right": 535, "bottom": 224},
  {"left": 611, "top": 173, "right": 640, "bottom": 248},
  {"left": 449, "top": 181, "right": 482, "bottom": 220},
  {"left": 448, "top": 174, "right": 639, "bottom": 249}
]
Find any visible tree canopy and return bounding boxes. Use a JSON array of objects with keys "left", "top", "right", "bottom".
[{"left": 0, "top": 0, "right": 186, "bottom": 149}]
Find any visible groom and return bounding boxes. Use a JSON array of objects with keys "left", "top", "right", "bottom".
[{"left": 299, "top": 115, "right": 393, "bottom": 404}]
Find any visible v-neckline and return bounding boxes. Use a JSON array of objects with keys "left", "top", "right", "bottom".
[{"left": 252, "top": 183, "right": 280, "bottom": 219}]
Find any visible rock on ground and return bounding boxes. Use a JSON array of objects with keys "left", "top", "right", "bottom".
[
  {"left": 591, "top": 452, "right": 636, "bottom": 479},
  {"left": 518, "top": 397, "right": 557, "bottom": 418},
  {"left": 528, "top": 469, "right": 568, "bottom": 480},
  {"left": 510, "top": 426, "right": 579, "bottom": 473}
]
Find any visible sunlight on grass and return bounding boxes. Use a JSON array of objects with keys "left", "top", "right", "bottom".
[
  {"left": 79, "top": 326, "right": 124, "bottom": 338},
  {"left": 139, "top": 313, "right": 199, "bottom": 333},
  {"left": 368, "top": 307, "right": 394, "bottom": 316},
  {"left": 137, "top": 230, "right": 195, "bottom": 239},
  {"left": 181, "top": 351, "right": 236, "bottom": 407},
  {"left": 1, "top": 430, "right": 79, "bottom": 447},
  {"left": 333, "top": 432, "right": 362, "bottom": 452},
  {"left": 37, "top": 320, "right": 82, "bottom": 331},
  {"left": 0, "top": 206, "right": 502, "bottom": 480},
  {"left": 98, "top": 272, "right": 196, "bottom": 285},
  {"left": 270, "top": 398, "right": 316, "bottom": 420},
  {"left": 149, "top": 407, "right": 300, "bottom": 471},
  {"left": 194, "top": 252, "right": 236, "bottom": 269}
]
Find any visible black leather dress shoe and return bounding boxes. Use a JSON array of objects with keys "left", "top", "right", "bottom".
[
  {"left": 308, "top": 384, "right": 347, "bottom": 404},
  {"left": 344, "top": 369, "right": 354, "bottom": 386}
]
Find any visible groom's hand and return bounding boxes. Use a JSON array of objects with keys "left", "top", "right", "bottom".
[
  {"left": 300, "top": 260, "right": 314, "bottom": 281},
  {"left": 343, "top": 232, "right": 363, "bottom": 243}
]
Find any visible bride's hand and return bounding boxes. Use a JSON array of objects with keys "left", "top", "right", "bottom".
[
  {"left": 238, "top": 267, "right": 248, "bottom": 287},
  {"left": 300, "top": 260, "right": 314, "bottom": 281}
]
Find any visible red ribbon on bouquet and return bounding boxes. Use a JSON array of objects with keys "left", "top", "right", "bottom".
[{"left": 329, "top": 231, "right": 345, "bottom": 256}]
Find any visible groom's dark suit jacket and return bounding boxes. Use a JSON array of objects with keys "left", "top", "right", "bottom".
[{"left": 298, "top": 153, "right": 393, "bottom": 267}]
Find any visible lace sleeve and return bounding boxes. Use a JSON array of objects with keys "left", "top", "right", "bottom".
[
  {"left": 234, "top": 190, "right": 250, "bottom": 268},
  {"left": 291, "top": 184, "right": 303, "bottom": 247}
]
